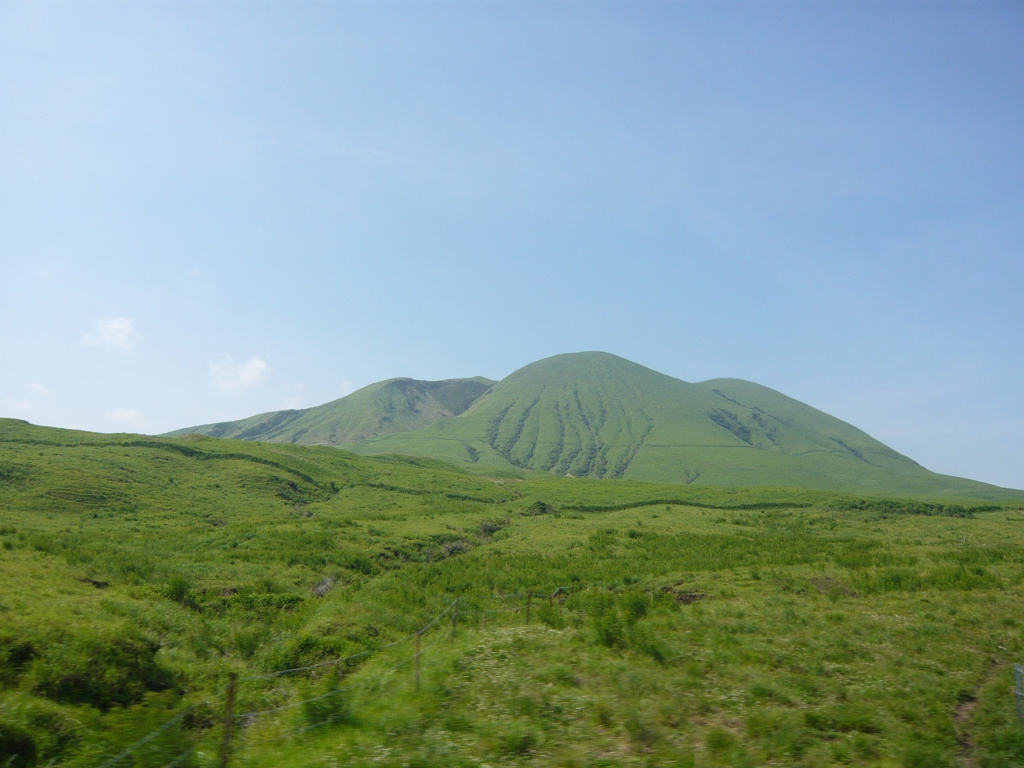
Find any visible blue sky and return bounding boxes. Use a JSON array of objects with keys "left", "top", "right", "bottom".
[{"left": 1, "top": 2, "right": 1021, "bottom": 489}]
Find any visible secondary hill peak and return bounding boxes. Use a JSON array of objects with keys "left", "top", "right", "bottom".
[{"left": 165, "top": 376, "right": 494, "bottom": 446}]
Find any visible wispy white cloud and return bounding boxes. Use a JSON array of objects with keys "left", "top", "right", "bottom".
[
  {"left": 339, "top": 380, "right": 354, "bottom": 397},
  {"left": 209, "top": 356, "right": 271, "bottom": 393},
  {"left": 81, "top": 317, "right": 139, "bottom": 351},
  {"left": 28, "top": 383, "right": 52, "bottom": 397}
]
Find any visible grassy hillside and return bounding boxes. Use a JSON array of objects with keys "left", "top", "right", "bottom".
[
  {"left": 347, "top": 353, "right": 1020, "bottom": 500},
  {"left": 3, "top": 418, "right": 1024, "bottom": 767},
  {"left": 166, "top": 377, "right": 494, "bottom": 445},
  {"left": 166, "top": 352, "right": 1020, "bottom": 499}
]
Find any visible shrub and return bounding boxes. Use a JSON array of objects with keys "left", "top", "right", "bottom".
[
  {"left": 233, "top": 627, "right": 263, "bottom": 659},
  {"left": 28, "top": 631, "right": 173, "bottom": 711},
  {"left": 901, "top": 739, "right": 952, "bottom": 768},
  {"left": 0, "top": 721, "right": 36, "bottom": 768},
  {"left": 479, "top": 520, "right": 504, "bottom": 536},
  {"left": 622, "top": 591, "right": 649, "bottom": 621},
  {"left": 625, "top": 714, "right": 659, "bottom": 747},
  {"left": 0, "top": 632, "right": 37, "bottom": 686},
  {"left": 592, "top": 610, "right": 626, "bottom": 648},
  {"left": 0, "top": 695, "right": 83, "bottom": 765},
  {"left": 537, "top": 663, "right": 576, "bottom": 686},
  {"left": 706, "top": 728, "right": 736, "bottom": 754},
  {"left": 629, "top": 623, "right": 668, "bottom": 662},
  {"left": 302, "top": 678, "right": 353, "bottom": 729},
  {"left": 536, "top": 603, "right": 566, "bottom": 629},
  {"left": 166, "top": 575, "right": 194, "bottom": 607},
  {"left": 502, "top": 724, "right": 539, "bottom": 755},
  {"left": 528, "top": 501, "right": 552, "bottom": 516},
  {"left": 266, "top": 633, "right": 348, "bottom": 672},
  {"left": 983, "top": 727, "right": 1024, "bottom": 766},
  {"left": 233, "top": 579, "right": 305, "bottom": 612}
]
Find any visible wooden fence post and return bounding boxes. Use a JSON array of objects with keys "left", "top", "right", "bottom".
[
  {"left": 1015, "top": 664, "right": 1024, "bottom": 723},
  {"left": 220, "top": 673, "right": 237, "bottom": 768}
]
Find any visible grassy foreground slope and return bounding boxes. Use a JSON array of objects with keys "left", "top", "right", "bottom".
[
  {"left": 348, "top": 353, "right": 1018, "bottom": 500},
  {"left": 165, "top": 377, "right": 494, "bottom": 446},
  {"left": 3, "top": 418, "right": 1024, "bottom": 767}
]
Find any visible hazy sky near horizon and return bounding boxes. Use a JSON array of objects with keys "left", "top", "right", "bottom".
[{"left": 1, "top": 2, "right": 1022, "bottom": 489}]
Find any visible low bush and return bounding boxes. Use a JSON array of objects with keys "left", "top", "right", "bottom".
[
  {"left": 0, "top": 694, "right": 83, "bottom": 766},
  {"left": 301, "top": 677, "right": 354, "bottom": 729},
  {"left": 27, "top": 631, "right": 174, "bottom": 711},
  {"left": 0, "top": 720, "right": 36, "bottom": 768}
]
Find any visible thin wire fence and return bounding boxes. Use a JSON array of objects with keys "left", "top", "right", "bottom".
[
  {"left": 95, "top": 708, "right": 193, "bottom": 768},
  {"left": 160, "top": 747, "right": 195, "bottom": 768},
  {"left": 238, "top": 600, "right": 460, "bottom": 682},
  {"left": 91, "top": 600, "right": 458, "bottom": 768},
  {"left": 93, "top": 588, "right": 580, "bottom": 767},
  {"left": 94, "top": 594, "right": 1024, "bottom": 768},
  {"left": 238, "top": 627, "right": 456, "bottom": 750}
]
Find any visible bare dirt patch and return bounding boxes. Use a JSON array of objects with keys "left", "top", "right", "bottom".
[{"left": 956, "top": 658, "right": 1004, "bottom": 768}]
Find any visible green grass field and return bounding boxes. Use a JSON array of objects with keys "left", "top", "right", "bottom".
[{"left": 2, "top": 418, "right": 1024, "bottom": 767}]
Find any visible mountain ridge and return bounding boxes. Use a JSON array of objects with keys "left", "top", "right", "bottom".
[
  {"left": 166, "top": 352, "right": 1021, "bottom": 500},
  {"left": 164, "top": 376, "right": 494, "bottom": 446}
]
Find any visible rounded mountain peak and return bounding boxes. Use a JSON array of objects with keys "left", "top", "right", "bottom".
[
  {"left": 497, "top": 351, "right": 684, "bottom": 389},
  {"left": 460, "top": 351, "right": 692, "bottom": 479}
]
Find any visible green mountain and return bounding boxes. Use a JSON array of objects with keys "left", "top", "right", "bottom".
[
  {"left": 165, "top": 376, "right": 494, "bottom": 445},
  {"left": 346, "top": 353, "right": 1018, "bottom": 500},
  {"left": 170, "top": 352, "right": 1020, "bottom": 500}
]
